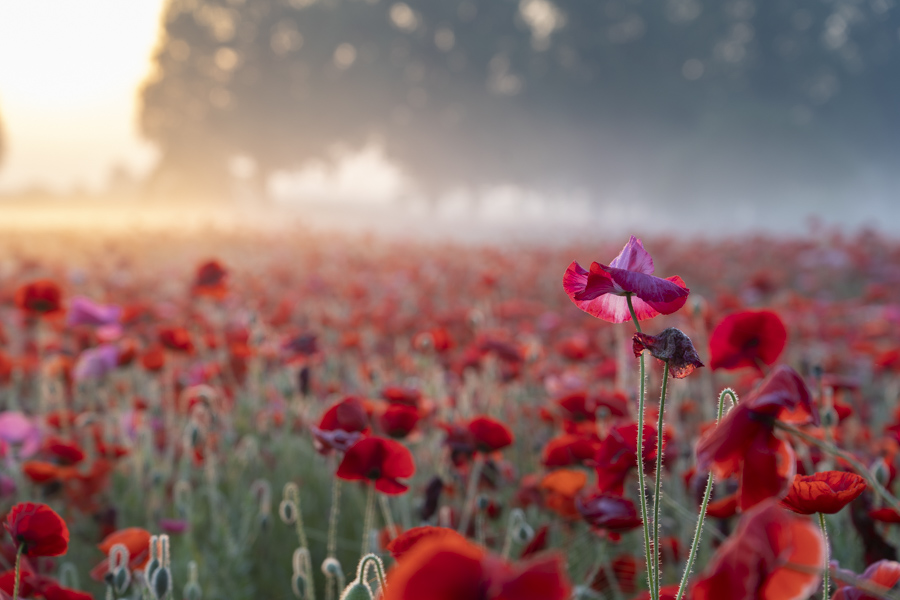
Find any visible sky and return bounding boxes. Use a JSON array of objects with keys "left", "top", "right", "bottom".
[{"left": 0, "top": 0, "right": 165, "bottom": 193}]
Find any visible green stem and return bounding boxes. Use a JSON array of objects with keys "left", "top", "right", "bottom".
[
  {"left": 819, "top": 513, "right": 829, "bottom": 600},
  {"left": 652, "top": 363, "right": 669, "bottom": 593},
  {"left": 357, "top": 554, "right": 388, "bottom": 596},
  {"left": 362, "top": 485, "right": 376, "bottom": 558},
  {"left": 457, "top": 454, "right": 485, "bottom": 536},
  {"left": 12, "top": 545, "right": 22, "bottom": 600},
  {"left": 627, "top": 294, "right": 655, "bottom": 599},
  {"left": 675, "top": 388, "right": 733, "bottom": 600}
]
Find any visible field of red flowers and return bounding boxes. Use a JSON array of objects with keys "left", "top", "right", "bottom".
[{"left": 1, "top": 225, "right": 900, "bottom": 600}]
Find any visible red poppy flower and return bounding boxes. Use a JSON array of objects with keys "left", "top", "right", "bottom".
[
  {"left": 90, "top": 527, "right": 152, "bottom": 580},
  {"left": 705, "top": 492, "right": 739, "bottom": 519},
  {"left": 832, "top": 560, "right": 900, "bottom": 600},
  {"left": 708, "top": 310, "right": 787, "bottom": 371},
  {"left": 540, "top": 470, "right": 588, "bottom": 519},
  {"left": 779, "top": 471, "right": 867, "bottom": 515},
  {"left": 563, "top": 236, "right": 689, "bottom": 323},
  {"left": 380, "top": 404, "right": 421, "bottom": 439},
  {"left": 386, "top": 526, "right": 467, "bottom": 561},
  {"left": 691, "top": 500, "right": 824, "bottom": 600},
  {"left": 383, "top": 535, "right": 570, "bottom": 600},
  {"left": 595, "top": 423, "right": 659, "bottom": 495},
  {"left": 468, "top": 416, "right": 513, "bottom": 453},
  {"left": 312, "top": 396, "right": 369, "bottom": 454},
  {"left": 15, "top": 280, "right": 64, "bottom": 317},
  {"left": 541, "top": 434, "right": 598, "bottom": 468},
  {"left": 4, "top": 502, "right": 69, "bottom": 557},
  {"left": 382, "top": 386, "right": 422, "bottom": 407},
  {"left": 336, "top": 436, "right": 415, "bottom": 494},
  {"left": 590, "top": 554, "right": 639, "bottom": 596},
  {"left": 695, "top": 366, "right": 816, "bottom": 510},
  {"left": 632, "top": 327, "right": 704, "bottom": 379}
]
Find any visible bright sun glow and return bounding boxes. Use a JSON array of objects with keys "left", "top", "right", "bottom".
[{"left": 0, "top": 0, "right": 166, "bottom": 192}]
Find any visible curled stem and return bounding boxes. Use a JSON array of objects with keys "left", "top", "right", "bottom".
[{"left": 675, "top": 388, "right": 732, "bottom": 600}]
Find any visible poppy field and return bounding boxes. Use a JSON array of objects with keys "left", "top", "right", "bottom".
[{"left": 2, "top": 225, "right": 900, "bottom": 600}]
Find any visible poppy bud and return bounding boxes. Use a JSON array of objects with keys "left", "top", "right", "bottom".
[
  {"left": 279, "top": 499, "right": 297, "bottom": 524},
  {"left": 873, "top": 459, "right": 890, "bottom": 486},
  {"left": 184, "top": 581, "right": 202, "bottom": 600},
  {"left": 291, "top": 573, "right": 307, "bottom": 599},
  {"left": 151, "top": 566, "right": 171, "bottom": 600},
  {"left": 113, "top": 565, "right": 131, "bottom": 594},
  {"left": 820, "top": 405, "right": 838, "bottom": 429},
  {"left": 339, "top": 582, "right": 373, "bottom": 600},
  {"left": 322, "top": 557, "right": 344, "bottom": 579},
  {"left": 146, "top": 558, "right": 161, "bottom": 582},
  {"left": 515, "top": 521, "right": 535, "bottom": 543}
]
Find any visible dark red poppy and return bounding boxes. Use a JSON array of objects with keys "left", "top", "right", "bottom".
[
  {"left": 193, "top": 260, "right": 228, "bottom": 298},
  {"left": 708, "top": 310, "right": 787, "bottom": 371},
  {"left": 691, "top": 500, "right": 824, "bottom": 600},
  {"left": 15, "top": 280, "right": 64, "bottom": 317},
  {"left": 556, "top": 392, "right": 596, "bottom": 423},
  {"left": 595, "top": 423, "right": 659, "bottom": 495},
  {"left": 779, "top": 471, "right": 867, "bottom": 515},
  {"left": 380, "top": 404, "right": 421, "bottom": 439},
  {"left": 564, "top": 236, "right": 690, "bottom": 323},
  {"left": 520, "top": 525, "right": 549, "bottom": 558},
  {"left": 386, "top": 526, "right": 467, "bottom": 561},
  {"left": 468, "top": 416, "right": 513, "bottom": 453},
  {"left": 382, "top": 386, "right": 422, "bottom": 407},
  {"left": 695, "top": 366, "right": 816, "bottom": 510},
  {"left": 4, "top": 502, "right": 69, "bottom": 557},
  {"left": 141, "top": 345, "right": 166, "bottom": 371},
  {"left": 336, "top": 436, "right": 415, "bottom": 494},
  {"left": 832, "top": 560, "right": 900, "bottom": 600},
  {"left": 383, "top": 535, "right": 570, "bottom": 600},
  {"left": 45, "top": 438, "right": 85, "bottom": 465},
  {"left": 158, "top": 326, "right": 194, "bottom": 354},
  {"left": 632, "top": 327, "right": 704, "bottom": 379},
  {"left": 541, "top": 434, "right": 598, "bottom": 468},
  {"left": 576, "top": 493, "right": 643, "bottom": 534},
  {"left": 705, "top": 492, "right": 739, "bottom": 519}
]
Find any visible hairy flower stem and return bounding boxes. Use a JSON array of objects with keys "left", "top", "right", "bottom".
[
  {"left": 627, "top": 295, "right": 656, "bottom": 600},
  {"left": 362, "top": 485, "right": 376, "bottom": 558},
  {"left": 675, "top": 388, "right": 735, "bottom": 600},
  {"left": 457, "top": 454, "right": 486, "bottom": 536},
  {"left": 774, "top": 421, "right": 900, "bottom": 514},
  {"left": 819, "top": 513, "right": 829, "bottom": 599},
  {"left": 652, "top": 363, "right": 669, "bottom": 593},
  {"left": 379, "top": 494, "right": 397, "bottom": 542},
  {"left": 12, "top": 546, "right": 22, "bottom": 600}
]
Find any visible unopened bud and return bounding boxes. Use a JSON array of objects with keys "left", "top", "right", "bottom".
[
  {"left": 322, "top": 557, "right": 344, "bottom": 579},
  {"left": 183, "top": 581, "right": 202, "bottom": 600},
  {"left": 339, "top": 582, "right": 373, "bottom": 600},
  {"left": 873, "top": 459, "right": 891, "bottom": 486},
  {"left": 515, "top": 522, "right": 534, "bottom": 543},
  {"left": 279, "top": 500, "right": 297, "bottom": 524},
  {"left": 113, "top": 566, "right": 131, "bottom": 594},
  {"left": 150, "top": 566, "right": 171, "bottom": 600},
  {"left": 145, "top": 558, "right": 161, "bottom": 583},
  {"left": 820, "top": 406, "right": 838, "bottom": 429},
  {"left": 291, "top": 574, "right": 307, "bottom": 599}
]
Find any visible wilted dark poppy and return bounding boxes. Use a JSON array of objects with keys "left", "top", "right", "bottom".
[
  {"left": 15, "top": 280, "right": 64, "bottom": 317},
  {"left": 779, "top": 471, "right": 867, "bottom": 515},
  {"left": 708, "top": 310, "right": 787, "bottom": 371},
  {"left": 383, "top": 535, "right": 570, "bottom": 600},
  {"left": 691, "top": 500, "right": 824, "bottom": 600},
  {"left": 563, "top": 236, "right": 689, "bottom": 323},
  {"left": 4, "top": 502, "right": 69, "bottom": 557},
  {"left": 336, "top": 436, "right": 415, "bottom": 494},
  {"left": 632, "top": 327, "right": 704, "bottom": 379}
]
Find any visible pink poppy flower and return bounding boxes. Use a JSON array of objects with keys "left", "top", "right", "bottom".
[
  {"left": 0, "top": 412, "right": 43, "bottom": 460},
  {"left": 66, "top": 296, "right": 122, "bottom": 328},
  {"left": 563, "top": 236, "right": 689, "bottom": 323}
]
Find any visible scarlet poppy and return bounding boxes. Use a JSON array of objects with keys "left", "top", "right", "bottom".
[
  {"left": 336, "top": 436, "right": 415, "bottom": 494},
  {"left": 4, "top": 502, "right": 69, "bottom": 557},
  {"left": 779, "top": 471, "right": 867, "bottom": 515},
  {"left": 695, "top": 366, "right": 817, "bottom": 510},
  {"left": 468, "top": 416, "right": 513, "bottom": 453},
  {"left": 595, "top": 423, "right": 659, "bottom": 495},
  {"left": 312, "top": 396, "right": 369, "bottom": 454},
  {"left": 563, "top": 236, "right": 689, "bottom": 323},
  {"left": 383, "top": 535, "right": 570, "bottom": 600},
  {"left": 380, "top": 404, "right": 420, "bottom": 439},
  {"left": 708, "top": 310, "right": 787, "bottom": 371},
  {"left": 541, "top": 434, "right": 598, "bottom": 468},
  {"left": 192, "top": 260, "right": 228, "bottom": 298},
  {"left": 15, "top": 280, "right": 64, "bottom": 317},
  {"left": 832, "top": 560, "right": 900, "bottom": 600},
  {"left": 540, "top": 469, "right": 588, "bottom": 519},
  {"left": 691, "top": 500, "right": 824, "bottom": 600},
  {"left": 158, "top": 326, "right": 194, "bottom": 354},
  {"left": 632, "top": 327, "right": 704, "bottom": 379}
]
